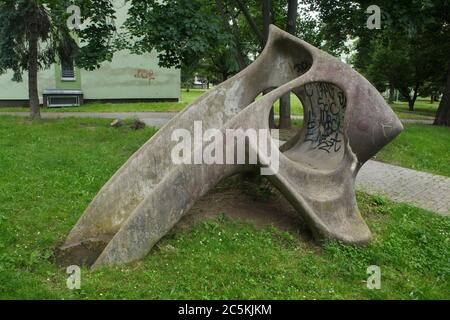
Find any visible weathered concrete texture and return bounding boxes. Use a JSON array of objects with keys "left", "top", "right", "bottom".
[
  {"left": 60, "top": 25, "right": 403, "bottom": 268},
  {"left": 357, "top": 160, "right": 450, "bottom": 216}
]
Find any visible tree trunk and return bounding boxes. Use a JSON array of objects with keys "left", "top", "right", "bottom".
[
  {"left": 399, "top": 88, "right": 412, "bottom": 110},
  {"left": 434, "top": 60, "right": 450, "bottom": 126},
  {"left": 286, "top": 0, "right": 297, "bottom": 35},
  {"left": 230, "top": 16, "right": 247, "bottom": 70},
  {"left": 216, "top": 0, "right": 246, "bottom": 70},
  {"left": 234, "top": 0, "right": 265, "bottom": 48},
  {"left": 408, "top": 82, "right": 420, "bottom": 111},
  {"left": 216, "top": 0, "right": 230, "bottom": 33},
  {"left": 278, "top": 0, "right": 297, "bottom": 129},
  {"left": 222, "top": 72, "right": 229, "bottom": 82},
  {"left": 403, "top": 83, "right": 420, "bottom": 111},
  {"left": 28, "top": 2, "right": 40, "bottom": 120},
  {"left": 279, "top": 94, "right": 291, "bottom": 128},
  {"left": 262, "top": 0, "right": 270, "bottom": 47},
  {"left": 261, "top": 0, "right": 275, "bottom": 127},
  {"left": 388, "top": 82, "right": 395, "bottom": 103}
]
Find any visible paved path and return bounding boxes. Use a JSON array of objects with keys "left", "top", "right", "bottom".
[
  {"left": 356, "top": 160, "right": 450, "bottom": 216},
  {"left": 287, "top": 115, "right": 434, "bottom": 124},
  {"left": 401, "top": 119, "right": 434, "bottom": 124},
  {"left": 1, "top": 111, "right": 448, "bottom": 215},
  {"left": 0, "top": 111, "right": 176, "bottom": 128},
  {"left": 0, "top": 111, "right": 434, "bottom": 127}
]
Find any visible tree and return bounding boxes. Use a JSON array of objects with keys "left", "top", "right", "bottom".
[
  {"left": 435, "top": 60, "right": 450, "bottom": 126},
  {"left": 420, "top": 82, "right": 443, "bottom": 104},
  {"left": 278, "top": 0, "right": 298, "bottom": 129},
  {"left": 126, "top": 1, "right": 228, "bottom": 67},
  {"left": 181, "top": 64, "right": 196, "bottom": 92},
  {"left": 0, "top": 0, "right": 117, "bottom": 120},
  {"left": 352, "top": 31, "right": 444, "bottom": 111},
  {"left": 308, "top": 0, "right": 450, "bottom": 126},
  {"left": 125, "top": 0, "right": 250, "bottom": 88},
  {"left": 126, "top": 0, "right": 309, "bottom": 128}
]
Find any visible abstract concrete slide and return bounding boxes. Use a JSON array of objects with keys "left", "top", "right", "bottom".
[{"left": 59, "top": 25, "right": 403, "bottom": 269}]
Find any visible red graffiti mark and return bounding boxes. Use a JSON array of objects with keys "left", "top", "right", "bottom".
[{"left": 134, "top": 69, "right": 156, "bottom": 81}]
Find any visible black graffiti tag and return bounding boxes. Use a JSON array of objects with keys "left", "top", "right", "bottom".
[
  {"left": 303, "top": 83, "right": 346, "bottom": 153},
  {"left": 294, "top": 61, "right": 312, "bottom": 74}
]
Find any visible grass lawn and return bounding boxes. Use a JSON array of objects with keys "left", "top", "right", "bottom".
[
  {"left": 0, "top": 90, "right": 439, "bottom": 121},
  {"left": 0, "top": 116, "right": 448, "bottom": 299},
  {"left": 375, "top": 123, "right": 450, "bottom": 177},
  {"left": 0, "top": 89, "right": 205, "bottom": 113},
  {"left": 0, "top": 89, "right": 307, "bottom": 115},
  {"left": 390, "top": 98, "right": 438, "bottom": 120}
]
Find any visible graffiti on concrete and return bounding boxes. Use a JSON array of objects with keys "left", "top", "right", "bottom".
[
  {"left": 135, "top": 69, "right": 156, "bottom": 82},
  {"left": 303, "top": 82, "right": 347, "bottom": 153}
]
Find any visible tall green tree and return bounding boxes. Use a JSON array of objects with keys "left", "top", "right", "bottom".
[
  {"left": 125, "top": 0, "right": 237, "bottom": 75},
  {"left": 234, "top": 0, "right": 301, "bottom": 128},
  {"left": 278, "top": 0, "right": 298, "bottom": 128},
  {"left": 435, "top": 57, "right": 450, "bottom": 126},
  {"left": 0, "top": 0, "right": 117, "bottom": 119},
  {"left": 308, "top": 0, "right": 450, "bottom": 126},
  {"left": 126, "top": 0, "right": 312, "bottom": 128},
  {"left": 352, "top": 31, "right": 445, "bottom": 111}
]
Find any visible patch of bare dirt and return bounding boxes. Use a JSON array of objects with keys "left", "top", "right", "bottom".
[{"left": 178, "top": 176, "right": 318, "bottom": 248}]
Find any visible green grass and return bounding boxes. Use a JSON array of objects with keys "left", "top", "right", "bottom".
[
  {"left": 0, "top": 90, "right": 439, "bottom": 121},
  {"left": 0, "top": 89, "right": 308, "bottom": 115},
  {"left": 0, "top": 116, "right": 448, "bottom": 299},
  {"left": 257, "top": 93, "right": 304, "bottom": 117},
  {"left": 390, "top": 98, "right": 438, "bottom": 120},
  {"left": 270, "top": 95, "right": 439, "bottom": 119},
  {"left": 376, "top": 123, "right": 450, "bottom": 177},
  {"left": 0, "top": 89, "right": 205, "bottom": 113}
]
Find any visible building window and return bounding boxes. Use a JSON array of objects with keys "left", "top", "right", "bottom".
[{"left": 61, "top": 59, "right": 75, "bottom": 81}]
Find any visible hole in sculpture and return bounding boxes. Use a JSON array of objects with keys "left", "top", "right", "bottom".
[
  {"left": 268, "top": 92, "right": 304, "bottom": 141},
  {"left": 281, "top": 82, "right": 348, "bottom": 171},
  {"left": 258, "top": 90, "right": 304, "bottom": 129},
  {"left": 254, "top": 37, "right": 313, "bottom": 128}
]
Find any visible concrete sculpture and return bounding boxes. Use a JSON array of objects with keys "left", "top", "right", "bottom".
[{"left": 60, "top": 25, "right": 403, "bottom": 268}]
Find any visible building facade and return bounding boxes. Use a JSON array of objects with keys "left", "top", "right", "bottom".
[{"left": 0, "top": 2, "right": 180, "bottom": 107}]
